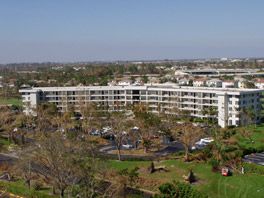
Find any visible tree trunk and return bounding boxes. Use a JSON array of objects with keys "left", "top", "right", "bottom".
[
  {"left": 123, "top": 184, "right": 127, "bottom": 198},
  {"left": 144, "top": 146, "right": 147, "bottom": 153},
  {"left": 184, "top": 146, "right": 189, "bottom": 161},
  {"left": 117, "top": 148, "right": 121, "bottom": 161},
  {"left": 60, "top": 189, "right": 64, "bottom": 198},
  {"left": 21, "top": 134, "right": 25, "bottom": 144},
  {"left": 26, "top": 179, "right": 31, "bottom": 190},
  {"left": 52, "top": 186, "right": 56, "bottom": 195}
]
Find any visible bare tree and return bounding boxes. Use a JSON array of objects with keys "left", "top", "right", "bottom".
[
  {"left": 16, "top": 132, "right": 107, "bottom": 198},
  {"left": 0, "top": 106, "right": 17, "bottom": 143},
  {"left": 14, "top": 147, "right": 35, "bottom": 190},
  {"left": 79, "top": 102, "right": 100, "bottom": 134},
  {"left": 109, "top": 112, "right": 133, "bottom": 161},
  {"left": 133, "top": 104, "right": 161, "bottom": 153},
  {"left": 24, "top": 134, "right": 79, "bottom": 197},
  {"left": 171, "top": 122, "right": 204, "bottom": 161}
]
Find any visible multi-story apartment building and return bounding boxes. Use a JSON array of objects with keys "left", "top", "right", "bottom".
[{"left": 19, "top": 84, "right": 263, "bottom": 128}]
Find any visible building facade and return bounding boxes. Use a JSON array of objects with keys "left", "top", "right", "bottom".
[{"left": 19, "top": 85, "right": 263, "bottom": 128}]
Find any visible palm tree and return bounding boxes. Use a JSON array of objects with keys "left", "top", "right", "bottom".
[
  {"left": 239, "top": 107, "right": 257, "bottom": 127},
  {"left": 211, "top": 129, "right": 226, "bottom": 164},
  {"left": 202, "top": 106, "right": 218, "bottom": 125}
]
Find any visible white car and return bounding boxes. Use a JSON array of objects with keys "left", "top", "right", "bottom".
[
  {"left": 122, "top": 144, "right": 133, "bottom": 149},
  {"left": 192, "top": 137, "right": 214, "bottom": 150},
  {"left": 90, "top": 129, "right": 100, "bottom": 136}
]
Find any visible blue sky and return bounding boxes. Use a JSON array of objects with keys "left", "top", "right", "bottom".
[{"left": 0, "top": 0, "right": 264, "bottom": 63}]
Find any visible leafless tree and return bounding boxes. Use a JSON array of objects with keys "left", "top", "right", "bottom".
[
  {"left": 133, "top": 104, "right": 161, "bottom": 153},
  {"left": 171, "top": 122, "right": 204, "bottom": 161},
  {"left": 109, "top": 112, "right": 133, "bottom": 161}
]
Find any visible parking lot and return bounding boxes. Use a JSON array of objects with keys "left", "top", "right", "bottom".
[{"left": 243, "top": 152, "right": 264, "bottom": 166}]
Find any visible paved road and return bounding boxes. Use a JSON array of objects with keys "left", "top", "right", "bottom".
[
  {"left": 243, "top": 152, "right": 264, "bottom": 166},
  {"left": 155, "top": 143, "right": 184, "bottom": 157},
  {"left": 98, "top": 141, "right": 184, "bottom": 160}
]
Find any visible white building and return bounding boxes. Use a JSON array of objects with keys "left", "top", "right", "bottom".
[
  {"left": 178, "top": 78, "right": 191, "bottom": 86},
  {"left": 222, "top": 81, "right": 235, "bottom": 88},
  {"left": 206, "top": 79, "right": 222, "bottom": 88},
  {"left": 117, "top": 80, "right": 132, "bottom": 86},
  {"left": 193, "top": 78, "right": 206, "bottom": 87},
  {"left": 19, "top": 85, "right": 263, "bottom": 128},
  {"left": 255, "top": 79, "right": 264, "bottom": 89}
]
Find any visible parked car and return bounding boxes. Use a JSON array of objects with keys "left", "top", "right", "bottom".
[
  {"left": 192, "top": 137, "right": 214, "bottom": 150},
  {"left": 90, "top": 129, "right": 100, "bottom": 136},
  {"left": 122, "top": 144, "right": 134, "bottom": 149},
  {"left": 101, "top": 126, "right": 112, "bottom": 135}
]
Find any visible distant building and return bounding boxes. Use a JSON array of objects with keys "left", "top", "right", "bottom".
[
  {"left": 193, "top": 78, "right": 207, "bottom": 87},
  {"left": 255, "top": 79, "right": 264, "bottom": 89},
  {"left": 206, "top": 79, "right": 222, "bottom": 88},
  {"left": 222, "top": 81, "right": 234, "bottom": 88},
  {"left": 178, "top": 78, "right": 191, "bottom": 86},
  {"left": 118, "top": 80, "right": 132, "bottom": 86}
]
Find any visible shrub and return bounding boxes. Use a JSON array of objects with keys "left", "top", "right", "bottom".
[
  {"left": 209, "top": 158, "right": 220, "bottom": 172},
  {"left": 243, "top": 163, "right": 264, "bottom": 175},
  {"left": 31, "top": 180, "right": 42, "bottom": 191},
  {"left": 156, "top": 181, "right": 207, "bottom": 198}
]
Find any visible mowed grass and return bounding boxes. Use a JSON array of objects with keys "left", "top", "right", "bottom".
[
  {"left": 109, "top": 159, "right": 264, "bottom": 198},
  {"left": 0, "top": 180, "right": 57, "bottom": 198},
  {"left": 0, "top": 137, "right": 10, "bottom": 146},
  {"left": 237, "top": 124, "right": 264, "bottom": 151},
  {"left": 0, "top": 97, "right": 22, "bottom": 106}
]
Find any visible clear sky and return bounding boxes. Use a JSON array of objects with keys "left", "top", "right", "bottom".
[{"left": 0, "top": 0, "right": 264, "bottom": 63}]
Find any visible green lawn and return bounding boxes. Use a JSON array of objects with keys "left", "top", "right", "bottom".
[
  {"left": 0, "top": 137, "right": 12, "bottom": 151},
  {"left": 0, "top": 180, "right": 57, "bottom": 198},
  {"left": 236, "top": 124, "right": 264, "bottom": 152},
  {"left": 109, "top": 159, "right": 264, "bottom": 198},
  {"left": 0, "top": 137, "right": 10, "bottom": 146},
  {"left": 0, "top": 97, "right": 22, "bottom": 106}
]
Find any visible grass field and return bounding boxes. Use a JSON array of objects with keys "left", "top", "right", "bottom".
[
  {"left": 0, "top": 137, "right": 10, "bottom": 146},
  {"left": 236, "top": 124, "right": 264, "bottom": 151},
  {"left": 109, "top": 159, "right": 264, "bottom": 198},
  {"left": 0, "top": 97, "right": 22, "bottom": 106},
  {"left": 0, "top": 180, "right": 57, "bottom": 198}
]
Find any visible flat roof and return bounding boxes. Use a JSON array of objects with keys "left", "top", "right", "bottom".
[{"left": 19, "top": 84, "right": 264, "bottom": 94}]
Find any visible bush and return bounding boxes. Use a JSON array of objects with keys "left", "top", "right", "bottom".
[
  {"left": 156, "top": 181, "right": 207, "bottom": 198},
  {"left": 209, "top": 158, "right": 220, "bottom": 172},
  {"left": 242, "top": 146, "right": 264, "bottom": 156},
  {"left": 31, "top": 180, "right": 42, "bottom": 191},
  {"left": 243, "top": 163, "right": 264, "bottom": 175}
]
